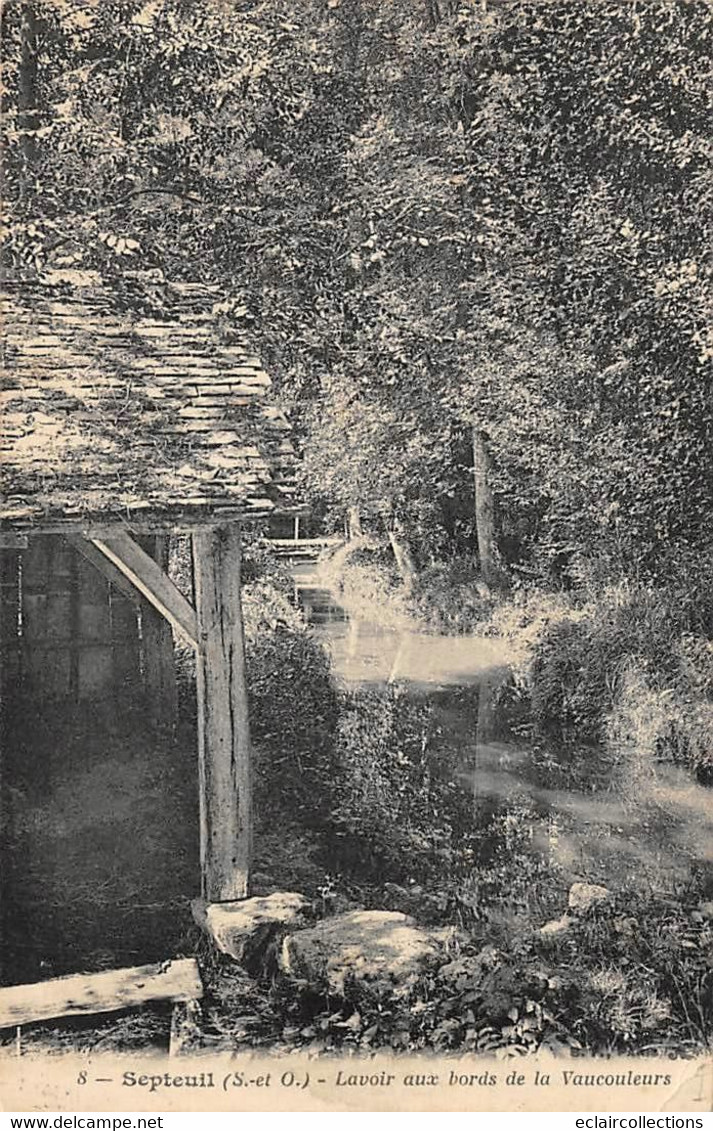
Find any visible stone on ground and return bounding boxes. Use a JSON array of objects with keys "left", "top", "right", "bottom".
[
  {"left": 568, "top": 882, "right": 611, "bottom": 914},
  {"left": 539, "top": 913, "right": 574, "bottom": 937},
  {"left": 279, "top": 909, "right": 453, "bottom": 997},
  {"left": 193, "top": 892, "right": 310, "bottom": 963}
]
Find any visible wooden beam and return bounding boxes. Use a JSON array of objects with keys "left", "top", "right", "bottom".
[
  {"left": 192, "top": 524, "right": 252, "bottom": 901},
  {"left": 268, "top": 537, "right": 342, "bottom": 548},
  {"left": 66, "top": 535, "right": 141, "bottom": 609},
  {"left": 0, "top": 958, "right": 202, "bottom": 1030},
  {"left": 91, "top": 531, "right": 199, "bottom": 649},
  {"left": 0, "top": 506, "right": 308, "bottom": 537}
]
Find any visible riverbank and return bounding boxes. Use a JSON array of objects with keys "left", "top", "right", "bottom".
[
  {"left": 316, "top": 541, "right": 713, "bottom": 784},
  {"left": 316, "top": 539, "right": 501, "bottom": 636}
]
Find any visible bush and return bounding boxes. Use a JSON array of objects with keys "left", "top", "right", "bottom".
[
  {"left": 243, "top": 583, "right": 340, "bottom": 825},
  {"left": 486, "top": 588, "right": 582, "bottom": 656},
  {"left": 326, "top": 688, "right": 455, "bottom": 882},
  {"left": 166, "top": 536, "right": 341, "bottom": 815},
  {"left": 531, "top": 584, "right": 686, "bottom": 735},
  {"left": 607, "top": 656, "right": 713, "bottom": 783},
  {"left": 322, "top": 545, "right": 501, "bottom": 636},
  {"left": 409, "top": 558, "right": 496, "bottom": 634},
  {"left": 451, "top": 802, "right": 565, "bottom": 933},
  {"left": 530, "top": 617, "right": 612, "bottom": 737},
  {"left": 240, "top": 532, "right": 296, "bottom": 597},
  {"left": 529, "top": 583, "right": 713, "bottom": 778},
  {"left": 317, "top": 539, "right": 410, "bottom": 628}
]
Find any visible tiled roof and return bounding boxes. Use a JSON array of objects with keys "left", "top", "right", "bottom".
[{"left": 0, "top": 275, "right": 298, "bottom": 529}]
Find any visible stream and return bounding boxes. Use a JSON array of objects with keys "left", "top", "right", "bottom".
[{"left": 296, "top": 573, "right": 713, "bottom": 899}]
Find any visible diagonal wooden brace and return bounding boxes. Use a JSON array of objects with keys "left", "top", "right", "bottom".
[
  {"left": 90, "top": 531, "right": 200, "bottom": 649},
  {"left": 66, "top": 534, "right": 142, "bottom": 609}
]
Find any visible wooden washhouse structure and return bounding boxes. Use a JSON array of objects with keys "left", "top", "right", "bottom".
[{"left": 0, "top": 272, "right": 299, "bottom": 1012}]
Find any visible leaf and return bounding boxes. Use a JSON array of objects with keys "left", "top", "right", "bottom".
[{"left": 335, "top": 1011, "right": 362, "bottom": 1031}]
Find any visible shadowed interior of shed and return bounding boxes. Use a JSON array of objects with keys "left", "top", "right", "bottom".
[
  {"left": 0, "top": 705, "right": 200, "bottom": 984},
  {"left": 0, "top": 534, "right": 199, "bottom": 984}
]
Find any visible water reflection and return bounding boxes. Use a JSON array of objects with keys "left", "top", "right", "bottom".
[
  {"left": 296, "top": 582, "right": 713, "bottom": 895},
  {"left": 301, "top": 591, "right": 511, "bottom": 689}
]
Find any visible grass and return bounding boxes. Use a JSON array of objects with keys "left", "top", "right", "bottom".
[
  {"left": 408, "top": 558, "right": 497, "bottom": 634},
  {"left": 317, "top": 541, "right": 499, "bottom": 634},
  {"left": 526, "top": 582, "right": 713, "bottom": 780}
]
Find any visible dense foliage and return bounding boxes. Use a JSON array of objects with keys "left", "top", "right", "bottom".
[
  {"left": 529, "top": 582, "right": 713, "bottom": 778},
  {"left": 3, "top": 0, "right": 711, "bottom": 578},
  {"left": 242, "top": 581, "right": 341, "bottom": 824}
]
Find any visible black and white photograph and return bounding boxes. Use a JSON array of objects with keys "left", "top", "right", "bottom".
[{"left": 0, "top": 0, "right": 711, "bottom": 1114}]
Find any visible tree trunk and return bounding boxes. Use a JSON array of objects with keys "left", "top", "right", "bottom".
[
  {"left": 18, "top": 1, "right": 38, "bottom": 198},
  {"left": 387, "top": 518, "right": 417, "bottom": 593},
  {"left": 472, "top": 426, "right": 506, "bottom": 591},
  {"left": 347, "top": 505, "right": 363, "bottom": 539}
]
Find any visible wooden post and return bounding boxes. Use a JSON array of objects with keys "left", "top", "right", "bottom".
[
  {"left": 192, "top": 524, "right": 251, "bottom": 902},
  {"left": 169, "top": 999, "right": 202, "bottom": 1056}
]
